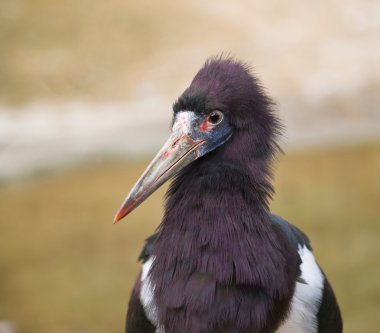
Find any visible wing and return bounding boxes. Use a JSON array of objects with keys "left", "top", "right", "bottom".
[
  {"left": 317, "top": 276, "right": 343, "bottom": 333},
  {"left": 270, "top": 214, "right": 311, "bottom": 252},
  {"left": 270, "top": 214, "right": 342, "bottom": 333},
  {"left": 137, "top": 233, "right": 159, "bottom": 263},
  {"left": 125, "top": 234, "right": 159, "bottom": 333},
  {"left": 125, "top": 277, "right": 155, "bottom": 333}
]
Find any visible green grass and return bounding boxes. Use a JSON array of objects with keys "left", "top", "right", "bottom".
[{"left": 0, "top": 143, "right": 379, "bottom": 332}]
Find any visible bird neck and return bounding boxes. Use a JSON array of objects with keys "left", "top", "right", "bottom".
[
  {"left": 165, "top": 154, "right": 273, "bottom": 229},
  {"left": 153, "top": 154, "right": 281, "bottom": 285}
]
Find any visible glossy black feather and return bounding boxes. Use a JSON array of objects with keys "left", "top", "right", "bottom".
[
  {"left": 317, "top": 276, "right": 343, "bottom": 332},
  {"left": 270, "top": 214, "right": 311, "bottom": 251},
  {"left": 150, "top": 164, "right": 300, "bottom": 332},
  {"left": 138, "top": 233, "right": 159, "bottom": 264},
  {"left": 138, "top": 214, "right": 309, "bottom": 266},
  {"left": 131, "top": 217, "right": 344, "bottom": 332}
]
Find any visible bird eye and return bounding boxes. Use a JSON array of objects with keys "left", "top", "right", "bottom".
[{"left": 208, "top": 111, "right": 223, "bottom": 125}]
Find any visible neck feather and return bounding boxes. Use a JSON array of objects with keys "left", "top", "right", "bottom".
[
  {"left": 149, "top": 153, "right": 298, "bottom": 332},
  {"left": 153, "top": 154, "right": 281, "bottom": 286}
]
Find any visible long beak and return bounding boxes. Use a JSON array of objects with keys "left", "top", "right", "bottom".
[{"left": 114, "top": 114, "right": 205, "bottom": 223}]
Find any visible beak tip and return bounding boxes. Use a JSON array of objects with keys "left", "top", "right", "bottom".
[
  {"left": 113, "top": 210, "right": 126, "bottom": 224},
  {"left": 113, "top": 196, "right": 139, "bottom": 224}
]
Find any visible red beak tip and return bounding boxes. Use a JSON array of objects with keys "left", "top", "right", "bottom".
[{"left": 113, "top": 212, "right": 124, "bottom": 224}]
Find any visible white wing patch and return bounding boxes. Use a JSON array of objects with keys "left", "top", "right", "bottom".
[
  {"left": 140, "top": 246, "right": 323, "bottom": 333},
  {"left": 276, "top": 245, "right": 324, "bottom": 333},
  {"left": 140, "top": 256, "right": 164, "bottom": 332}
]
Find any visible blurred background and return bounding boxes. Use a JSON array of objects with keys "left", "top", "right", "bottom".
[{"left": 0, "top": 0, "right": 379, "bottom": 332}]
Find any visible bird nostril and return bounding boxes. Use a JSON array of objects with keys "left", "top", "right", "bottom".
[{"left": 171, "top": 138, "right": 180, "bottom": 148}]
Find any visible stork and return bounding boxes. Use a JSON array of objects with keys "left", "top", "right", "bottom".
[{"left": 114, "top": 57, "right": 343, "bottom": 333}]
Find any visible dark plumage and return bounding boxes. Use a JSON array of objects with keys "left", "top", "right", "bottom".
[{"left": 117, "top": 57, "right": 342, "bottom": 333}]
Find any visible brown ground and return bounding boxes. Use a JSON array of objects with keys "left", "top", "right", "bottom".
[{"left": 0, "top": 143, "right": 379, "bottom": 332}]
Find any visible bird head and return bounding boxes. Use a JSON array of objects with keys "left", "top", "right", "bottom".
[{"left": 114, "top": 57, "right": 281, "bottom": 222}]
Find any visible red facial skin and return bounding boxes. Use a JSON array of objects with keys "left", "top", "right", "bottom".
[{"left": 199, "top": 118, "right": 209, "bottom": 132}]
